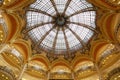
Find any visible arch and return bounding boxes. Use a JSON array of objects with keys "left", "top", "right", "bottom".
[
  {"left": 90, "top": 39, "right": 111, "bottom": 61},
  {"left": 1, "top": 12, "right": 24, "bottom": 43},
  {"left": 72, "top": 55, "right": 93, "bottom": 70},
  {"left": 97, "top": 13, "right": 120, "bottom": 42},
  {"left": 12, "top": 39, "right": 32, "bottom": 62},
  {"left": 51, "top": 58, "right": 71, "bottom": 70},
  {"left": 30, "top": 54, "right": 50, "bottom": 70}
]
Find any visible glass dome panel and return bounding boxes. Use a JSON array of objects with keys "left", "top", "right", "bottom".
[{"left": 24, "top": 0, "right": 97, "bottom": 57}]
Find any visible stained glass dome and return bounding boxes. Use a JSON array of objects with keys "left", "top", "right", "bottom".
[{"left": 24, "top": 0, "right": 97, "bottom": 57}]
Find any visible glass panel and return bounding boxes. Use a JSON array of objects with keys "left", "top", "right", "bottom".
[
  {"left": 83, "top": 31, "right": 94, "bottom": 43},
  {"left": 65, "top": 0, "right": 93, "bottom": 16},
  {"left": 54, "top": 0, "right": 67, "bottom": 13},
  {"left": 55, "top": 30, "right": 66, "bottom": 53},
  {"left": 30, "top": 0, "right": 56, "bottom": 15},
  {"left": 69, "top": 24, "right": 90, "bottom": 41},
  {"left": 69, "top": 11, "right": 96, "bottom": 28},
  {"left": 26, "top": 11, "right": 52, "bottom": 27},
  {"left": 41, "top": 29, "right": 56, "bottom": 50},
  {"left": 28, "top": 24, "right": 53, "bottom": 43},
  {"left": 65, "top": 29, "right": 81, "bottom": 50}
]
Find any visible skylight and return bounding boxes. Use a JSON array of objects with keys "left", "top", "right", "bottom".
[{"left": 24, "top": 0, "right": 96, "bottom": 57}]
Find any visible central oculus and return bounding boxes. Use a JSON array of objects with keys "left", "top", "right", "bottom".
[{"left": 56, "top": 17, "right": 66, "bottom": 26}]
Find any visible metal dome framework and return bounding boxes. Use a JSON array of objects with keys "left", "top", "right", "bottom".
[
  {"left": 0, "top": 0, "right": 120, "bottom": 80},
  {"left": 24, "top": 0, "right": 97, "bottom": 57}
]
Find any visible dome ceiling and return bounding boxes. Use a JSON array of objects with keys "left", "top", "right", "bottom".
[
  {"left": 24, "top": 0, "right": 97, "bottom": 57},
  {"left": 0, "top": 0, "right": 120, "bottom": 80}
]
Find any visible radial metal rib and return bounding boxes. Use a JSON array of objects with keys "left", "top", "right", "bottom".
[
  {"left": 68, "top": 21, "right": 98, "bottom": 33},
  {"left": 24, "top": 22, "right": 54, "bottom": 33},
  {"left": 50, "top": 0, "right": 59, "bottom": 14},
  {"left": 62, "top": 0, "right": 72, "bottom": 15},
  {"left": 62, "top": 27, "right": 70, "bottom": 55},
  {"left": 27, "top": 8, "right": 55, "bottom": 18},
  {"left": 52, "top": 27, "right": 60, "bottom": 52},
  {"left": 66, "top": 7, "right": 96, "bottom": 18},
  {"left": 66, "top": 25, "right": 86, "bottom": 47},
  {"left": 34, "top": 24, "right": 56, "bottom": 49}
]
